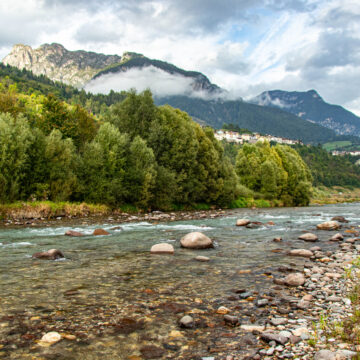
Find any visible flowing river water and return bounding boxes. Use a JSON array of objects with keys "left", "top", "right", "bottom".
[{"left": 0, "top": 203, "right": 359, "bottom": 359}]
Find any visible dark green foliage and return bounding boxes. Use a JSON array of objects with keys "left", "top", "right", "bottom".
[
  {"left": 0, "top": 82, "right": 321, "bottom": 209},
  {"left": 295, "top": 144, "right": 360, "bottom": 187},
  {"left": 0, "top": 114, "right": 34, "bottom": 202},
  {"left": 235, "top": 141, "right": 312, "bottom": 206}
]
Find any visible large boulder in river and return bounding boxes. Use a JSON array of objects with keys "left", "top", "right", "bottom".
[
  {"left": 93, "top": 228, "right": 110, "bottom": 236},
  {"left": 298, "top": 233, "right": 318, "bottom": 242},
  {"left": 236, "top": 219, "right": 250, "bottom": 226},
  {"left": 180, "top": 232, "right": 213, "bottom": 249},
  {"left": 284, "top": 273, "right": 305, "bottom": 286},
  {"left": 150, "top": 243, "right": 174, "bottom": 254},
  {"left": 317, "top": 221, "right": 341, "bottom": 231},
  {"left": 289, "top": 249, "right": 314, "bottom": 258},
  {"left": 32, "top": 249, "right": 64, "bottom": 260}
]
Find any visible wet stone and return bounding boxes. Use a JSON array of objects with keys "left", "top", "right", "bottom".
[
  {"left": 140, "top": 345, "right": 166, "bottom": 359},
  {"left": 224, "top": 315, "right": 239, "bottom": 326},
  {"left": 179, "top": 315, "right": 194, "bottom": 328}
]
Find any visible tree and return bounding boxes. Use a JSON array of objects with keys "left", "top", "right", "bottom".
[
  {"left": 79, "top": 123, "right": 129, "bottom": 205},
  {"left": 124, "top": 136, "right": 156, "bottom": 208},
  {"left": 44, "top": 129, "right": 77, "bottom": 201},
  {"left": 0, "top": 113, "right": 34, "bottom": 202}
]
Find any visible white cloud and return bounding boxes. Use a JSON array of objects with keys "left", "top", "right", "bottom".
[
  {"left": 1, "top": 0, "right": 360, "bottom": 114},
  {"left": 86, "top": 66, "right": 197, "bottom": 97}
]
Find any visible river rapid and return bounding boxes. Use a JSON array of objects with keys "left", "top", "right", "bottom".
[{"left": 0, "top": 203, "right": 359, "bottom": 359}]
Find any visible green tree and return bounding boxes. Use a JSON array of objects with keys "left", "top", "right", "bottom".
[
  {"left": 44, "top": 129, "right": 77, "bottom": 201},
  {"left": 79, "top": 123, "right": 129, "bottom": 205},
  {"left": 124, "top": 136, "right": 156, "bottom": 208},
  {"left": 0, "top": 113, "right": 34, "bottom": 201}
]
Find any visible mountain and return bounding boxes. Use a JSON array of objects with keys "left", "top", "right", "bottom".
[
  {"left": 1, "top": 43, "right": 356, "bottom": 144},
  {"left": 2, "top": 43, "right": 122, "bottom": 88},
  {"left": 2, "top": 43, "right": 223, "bottom": 95},
  {"left": 155, "top": 96, "right": 339, "bottom": 144},
  {"left": 251, "top": 90, "right": 360, "bottom": 137}
]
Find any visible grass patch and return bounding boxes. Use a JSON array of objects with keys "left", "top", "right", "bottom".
[
  {"left": 322, "top": 141, "right": 352, "bottom": 151},
  {"left": 0, "top": 201, "right": 111, "bottom": 219}
]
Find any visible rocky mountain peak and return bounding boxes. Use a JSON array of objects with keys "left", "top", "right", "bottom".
[
  {"left": 121, "top": 51, "right": 144, "bottom": 63},
  {"left": 2, "top": 43, "right": 121, "bottom": 87}
]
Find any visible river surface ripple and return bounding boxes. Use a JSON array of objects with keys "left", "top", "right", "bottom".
[{"left": 0, "top": 203, "right": 359, "bottom": 359}]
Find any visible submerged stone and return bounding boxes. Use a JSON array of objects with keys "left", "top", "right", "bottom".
[{"left": 32, "top": 249, "right": 64, "bottom": 260}]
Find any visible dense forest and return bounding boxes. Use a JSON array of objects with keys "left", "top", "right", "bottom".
[
  {"left": 0, "top": 75, "right": 313, "bottom": 209},
  {"left": 294, "top": 145, "right": 360, "bottom": 187}
]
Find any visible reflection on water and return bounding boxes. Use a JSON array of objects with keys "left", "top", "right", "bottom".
[{"left": 0, "top": 203, "right": 359, "bottom": 359}]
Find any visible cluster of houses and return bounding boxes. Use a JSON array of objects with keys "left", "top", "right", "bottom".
[
  {"left": 214, "top": 130, "right": 303, "bottom": 146},
  {"left": 331, "top": 150, "right": 360, "bottom": 156}
]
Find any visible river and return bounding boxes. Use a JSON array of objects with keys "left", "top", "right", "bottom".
[{"left": 0, "top": 203, "right": 359, "bottom": 359}]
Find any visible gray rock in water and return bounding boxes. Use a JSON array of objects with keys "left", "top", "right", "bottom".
[
  {"left": 65, "top": 230, "right": 84, "bottom": 237},
  {"left": 331, "top": 216, "right": 348, "bottom": 223},
  {"left": 260, "top": 332, "right": 288, "bottom": 345},
  {"left": 298, "top": 233, "right": 318, "bottom": 242},
  {"left": 270, "top": 317, "right": 288, "bottom": 326},
  {"left": 32, "top": 249, "right": 64, "bottom": 260},
  {"left": 180, "top": 232, "right": 213, "bottom": 249},
  {"left": 289, "top": 249, "right": 314, "bottom": 258},
  {"left": 317, "top": 221, "right": 341, "bottom": 230},
  {"left": 179, "top": 315, "right": 194, "bottom": 328},
  {"left": 150, "top": 243, "right": 174, "bottom": 254},
  {"left": 239, "top": 292, "right": 252, "bottom": 299},
  {"left": 257, "top": 299, "right": 269, "bottom": 307},
  {"left": 314, "top": 350, "right": 336, "bottom": 360},
  {"left": 330, "top": 233, "right": 343, "bottom": 241},
  {"left": 284, "top": 273, "right": 305, "bottom": 287},
  {"left": 224, "top": 315, "right": 239, "bottom": 326},
  {"left": 236, "top": 219, "right": 250, "bottom": 226},
  {"left": 195, "top": 256, "right": 210, "bottom": 262}
]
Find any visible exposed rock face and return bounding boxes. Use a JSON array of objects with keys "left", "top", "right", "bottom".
[
  {"left": 298, "top": 233, "right": 318, "bottom": 242},
  {"left": 150, "top": 243, "right": 174, "bottom": 254},
  {"left": 317, "top": 221, "right": 341, "bottom": 230},
  {"left": 2, "top": 43, "right": 121, "bottom": 87},
  {"left": 32, "top": 249, "right": 64, "bottom": 260},
  {"left": 2, "top": 43, "right": 223, "bottom": 96},
  {"left": 180, "top": 232, "right": 213, "bottom": 249}
]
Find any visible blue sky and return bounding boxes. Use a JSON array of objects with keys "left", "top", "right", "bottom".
[{"left": 1, "top": 0, "right": 360, "bottom": 114}]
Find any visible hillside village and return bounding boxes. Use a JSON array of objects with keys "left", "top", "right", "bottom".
[{"left": 214, "top": 129, "right": 303, "bottom": 145}]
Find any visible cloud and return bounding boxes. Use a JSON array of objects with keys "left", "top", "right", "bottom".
[
  {"left": 85, "top": 66, "right": 199, "bottom": 98},
  {"left": 1, "top": 0, "right": 360, "bottom": 114},
  {"left": 253, "top": 91, "right": 291, "bottom": 108}
]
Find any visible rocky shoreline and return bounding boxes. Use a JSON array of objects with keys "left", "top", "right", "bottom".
[
  {"left": 0, "top": 208, "right": 229, "bottom": 228},
  {"left": 1, "top": 209, "right": 360, "bottom": 359}
]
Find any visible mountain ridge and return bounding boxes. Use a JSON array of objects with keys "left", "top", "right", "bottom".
[
  {"left": 2, "top": 43, "right": 359, "bottom": 144},
  {"left": 251, "top": 89, "right": 360, "bottom": 136}
]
